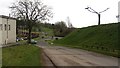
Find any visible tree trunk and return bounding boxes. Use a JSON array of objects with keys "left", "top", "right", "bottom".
[
  {"left": 28, "top": 27, "right": 32, "bottom": 43},
  {"left": 28, "top": 21, "right": 32, "bottom": 44}
]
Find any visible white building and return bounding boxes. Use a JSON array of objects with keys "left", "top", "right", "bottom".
[
  {"left": 0, "top": 15, "right": 16, "bottom": 46},
  {"left": 118, "top": 1, "right": 120, "bottom": 22}
]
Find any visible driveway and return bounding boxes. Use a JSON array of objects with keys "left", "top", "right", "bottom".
[{"left": 37, "top": 41, "right": 119, "bottom": 67}]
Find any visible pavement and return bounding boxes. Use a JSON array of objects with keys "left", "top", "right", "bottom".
[{"left": 0, "top": 43, "right": 17, "bottom": 48}]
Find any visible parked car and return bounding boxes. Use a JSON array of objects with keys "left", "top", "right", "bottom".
[
  {"left": 31, "top": 39, "right": 37, "bottom": 44},
  {"left": 16, "top": 37, "right": 24, "bottom": 42},
  {"left": 23, "top": 37, "right": 27, "bottom": 40},
  {"left": 16, "top": 37, "right": 21, "bottom": 42}
]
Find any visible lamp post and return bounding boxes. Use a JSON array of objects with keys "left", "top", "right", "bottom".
[
  {"left": 85, "top": 6, "right": 109, "bottom": 25},
  {"left": 6, "top": 14, "right": 10, "bottom": 44},
  {"left": 116, "top": 15, "right": 120, "bottom": 22}
]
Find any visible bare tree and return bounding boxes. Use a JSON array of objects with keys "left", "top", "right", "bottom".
[
  {"left": 67, "top": 17, "right": 73, "bottom": 28},
  {"left": 10, "top": 0, "right": 53, "bottom": 43}
]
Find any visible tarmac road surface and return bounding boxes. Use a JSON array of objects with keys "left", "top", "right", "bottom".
[{"left": 37, "top": 41, "right": 119, "bottom": 67}]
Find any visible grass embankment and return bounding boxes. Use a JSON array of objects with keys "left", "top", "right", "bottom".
[
  {"left": 54, "top": 23, "right": 119, "bottom": 57},
  {"left": 2, "top": 44, "right": 41, "bottom": 66}
]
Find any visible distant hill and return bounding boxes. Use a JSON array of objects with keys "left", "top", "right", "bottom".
[{"left": 54, "top": 23, "right": 119, "bottom": 57}]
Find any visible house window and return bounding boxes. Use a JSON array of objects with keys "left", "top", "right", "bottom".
[
  {"left": 5, "top": 24, "right": 7, "bottom": 30},
  {"left": 9, "top": 25, "right": 10, "bottom": 30},
  {"left": 0, "top": 24, "right": 2, "bottom": 30}
]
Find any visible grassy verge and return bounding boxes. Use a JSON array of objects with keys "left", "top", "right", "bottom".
[
  {"left": 33, "top": 37, "right": 40, "bottom": 41},
  {"left": 45, "top": 39, "right": 54, "bottom": 44},
  {"left": 2, "top": 44, "right": 41, "bottom": 66}
]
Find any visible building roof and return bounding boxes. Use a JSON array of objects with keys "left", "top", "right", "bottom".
[{"left": 0, "top": 15, "right": 16, "bottom": 20}]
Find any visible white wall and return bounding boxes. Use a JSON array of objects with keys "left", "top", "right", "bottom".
[
  {"left": 118, "top": 1, "right": 120, "bottom": 22},
  {"left": 1, "top": 17, "right": 16, "bottom": 45},
  {"left": 8, "top": 19, "right": 16, "bottom": 43},
  {"left": 0, "top": 18, "right": 2, "bottom": 46},
  {"left": 2, "top": 18, "right": 7, "bottom": 44}
]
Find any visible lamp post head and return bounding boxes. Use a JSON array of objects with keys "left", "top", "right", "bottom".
[
  {"left": 116, "top": 15, "right": 120, "bottom": 18},
  {"left": 85, "top": 7, "right": 89, "bottom": 9},
  {"left": 106, "top": 8, "right": 109, "bottom": 10}
]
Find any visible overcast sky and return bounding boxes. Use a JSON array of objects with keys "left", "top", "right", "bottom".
[{"left": 0, "top": 0, "right": 119, "bottom": 28}]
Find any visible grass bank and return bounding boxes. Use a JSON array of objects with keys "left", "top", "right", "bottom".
[{"left": 54, "top": 23, "right": 119, "bottom": 57}]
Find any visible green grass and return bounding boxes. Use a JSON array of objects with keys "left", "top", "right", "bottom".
[
  {"left": 41, "top": 27, "right": 54, "bottom": 36},
  {"left": 17, "top": 40, "right": 27, "bottom": 44},
  {"left": 54, "top": 23, "right": 119, "bottom": 57},
  {"left": 33, "top": 37, "right": 40, "bottom": 41},
  {"left": 2, "top": 44, "right": 41, "bottom": 66}
]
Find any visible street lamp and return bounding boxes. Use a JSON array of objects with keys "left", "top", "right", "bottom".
[
  {"left": 6, "top": 14, "right": 10, "bottom": 44},
  {"left": 116, "top": 15, "right": 120, "bottom": 23},
  {"left": 116, "top": 15, "right": 120, "bottom": 18},
  {"left": 85, "top": 6, "right": 109, "bottom": 25}
]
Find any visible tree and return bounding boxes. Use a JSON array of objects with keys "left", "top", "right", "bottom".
[
  {"left": 10, "top": 0, "right": 53, "bottom": 43},
  {"left": 66, "top": 17, "right": 73, "bottom": 28},
  {"left": 53, "top": 21, "right": 68, "bottom": 37},
  {"left": 53, "top": 21, "right": 75, "bottom": 37}
]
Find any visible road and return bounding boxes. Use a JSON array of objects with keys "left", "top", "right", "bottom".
[{"left": 37, "top": 40, "right": 119, "bottom": 68}]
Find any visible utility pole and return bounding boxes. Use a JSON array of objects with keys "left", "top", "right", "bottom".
[{"left": 85, "top": 6, "right": 109, "bottom": 25}]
